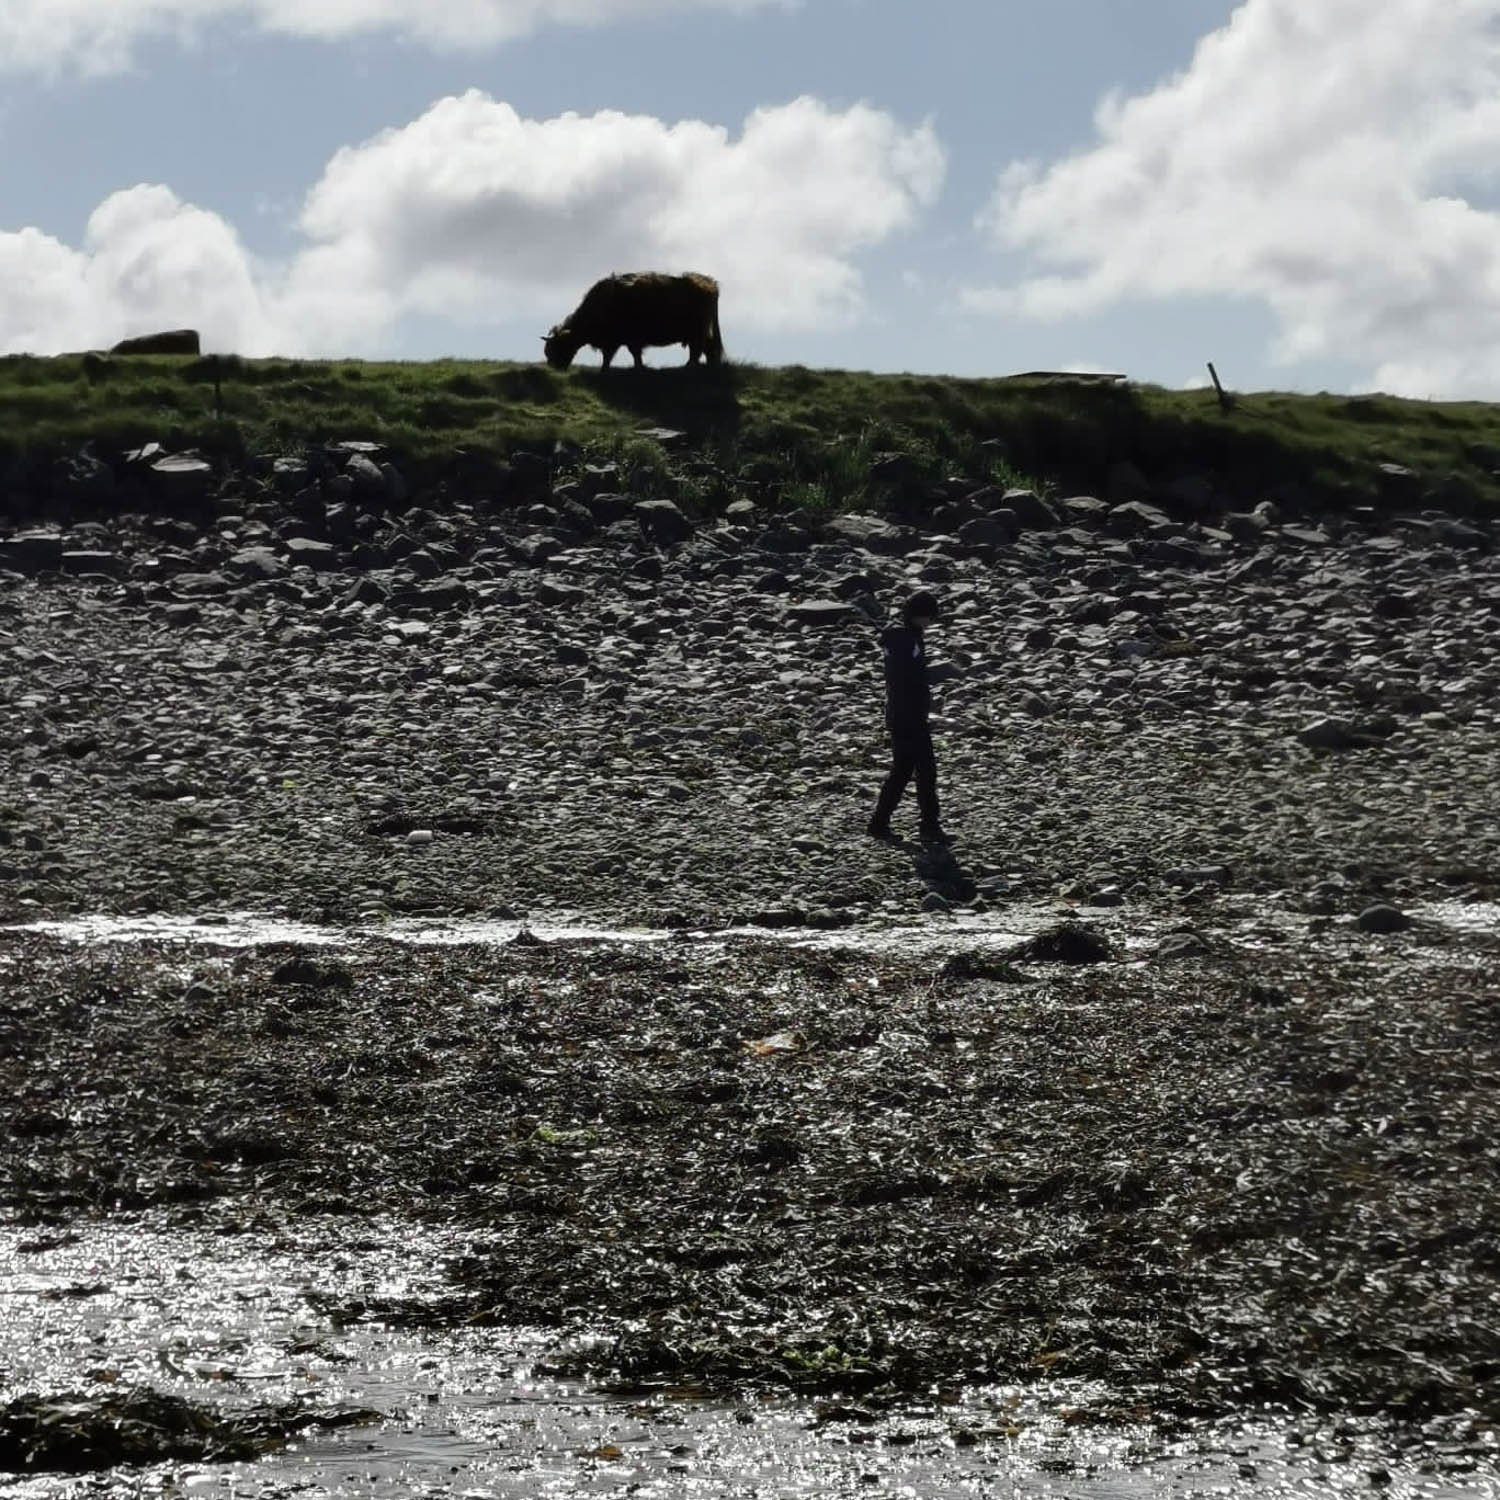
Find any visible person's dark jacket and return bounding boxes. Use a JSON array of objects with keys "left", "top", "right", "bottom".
[{"left": 880, "top": 624, "right": 930, "bottom": 731}]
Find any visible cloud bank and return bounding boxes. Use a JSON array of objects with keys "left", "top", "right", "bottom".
[
  {"left": 970, "top": 0, "right": 1500, "bottom": 397},
  {"left": 0, "top": 187, "right": 280, "bottom": 357},
  {"left": 0, "top": 94, "right": 943, "bottom": 357},
  {"left": 1, "top": 0, "right": 790, "bottom": 75}
]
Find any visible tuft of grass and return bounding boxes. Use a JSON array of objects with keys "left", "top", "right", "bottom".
[{"left": 988, "top": 458, "right": 1054, "bottom": 498}]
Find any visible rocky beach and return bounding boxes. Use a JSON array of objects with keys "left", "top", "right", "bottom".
[
  {"left": 3, "top": 413, "right": 1500, "bottom": 1487},
  {"left": 3, "top": 433, "right": 1498, "bottom": 927}
]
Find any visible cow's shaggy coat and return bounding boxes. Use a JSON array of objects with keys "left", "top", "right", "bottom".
[{"left": 544, "top": 273, "right": 723, "bottom": 370}]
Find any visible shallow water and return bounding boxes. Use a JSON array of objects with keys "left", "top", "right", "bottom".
[
  {"left": 1411, "top": 898, "right": 1500, "bottom": 936},
  {"left": 4, "top": 904, "right": 1498, "bottom": 1495},
  {"left": 6, "top": 893, "right": 1497, "bottom": 958},
  {"left": 2, "top": 1220, "right": 1493, "bottom": 1499},
  {"left": 4, "top": 909, "right": 1034, "bottom": 952}
]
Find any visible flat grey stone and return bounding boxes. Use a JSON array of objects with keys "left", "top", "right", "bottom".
[
  {"left": 172, "top": 572, "right": 231, "bottom": 596},
  {"left": 787, "top": 599, "right": 858, "bottom": 627},
  {"left": 227, "top": 546, "right": 287, "bottom": 580},
  {"left": 284, "top": 538, "right": 340, "bottom": 570}
]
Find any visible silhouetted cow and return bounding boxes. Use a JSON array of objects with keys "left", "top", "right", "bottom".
[
  {"left": 110, "top": 329, "right": 201, "bottom": 356},
  {"left": 543, "top": 273, "right": 723, "bottom": 370}
]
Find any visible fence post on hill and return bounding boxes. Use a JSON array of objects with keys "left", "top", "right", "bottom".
[
  {"left": 1207, "top": 361, "right": 1234, "bottom": 413},
  {"left": 212, "top": 354, "right": 222, "bottom": 421}
]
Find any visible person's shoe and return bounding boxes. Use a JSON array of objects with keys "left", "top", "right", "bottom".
[
  {"left": 866, "top": 819, "right": 897, "bottom": 842},
  {"left": 919, "top": 822, "right": 951, "bottom": 845}
]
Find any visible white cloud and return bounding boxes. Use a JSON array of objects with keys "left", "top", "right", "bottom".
[
  {"left": 0, "top": 0, "right": 791, "bottom": 75},
  {"left": 968, "top": 0, "right": 1500, "bottom": 397},
  {"left": 288, "top": 92, "right": 943, "bottom": 337},
  {"left": 0, "top": 94, "right": 943, "bottom": 356},
  {"left": 0, "top": 186, "right": 280, "bottom": 355}
]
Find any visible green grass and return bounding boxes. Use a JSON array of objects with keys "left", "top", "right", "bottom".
[{"left": 3, "top": 351, "right": 1498, "bottom": 517}]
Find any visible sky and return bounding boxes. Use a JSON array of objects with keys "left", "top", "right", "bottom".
[{"left": 4, "top": 0, "right": 1500, "bottom": 398}]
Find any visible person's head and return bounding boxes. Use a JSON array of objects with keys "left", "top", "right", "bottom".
[{"left": 903, "top": 590, "right": 939, "bottom": 631}]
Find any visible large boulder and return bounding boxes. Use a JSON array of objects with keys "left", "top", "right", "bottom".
[
  {"left": 110, "top": 329, "right": 201, "bottom": 356},
  {"left": 0, "top": 531, "right": 64, "bottom": 573},
  {"left": 582, "top": 491, "right": 633, "bottom": 523},
  {"left": 997, "top": 488, "right": 1060, "bottom": 530},
  {"left": 270, "top": 456, "right": 310, "bottom": 492},
  {"left": 1297, "top": 716, "right": 1392, "bottom": 751},
  {"left": 956, "top": 514, "right": 1015, "bottom": 548},
  {"left": 396, "top": 580, "right": 472, "bottom": 612},
  {"left": 284, "top": 537, "right": 340, "bottom": 571},
  {"left": 1107, "top": 500, "right": 1173, "bottom": 537},
  {"left": 635, "top": 498, "right": 694, "bottom": 545},
  {"left": 226, "top": 546, "right": 288, "bottom": 581},
  {"left": 536, "top": 578, "right": 590, "bottom": 608},
  {"left": 344, "top": 453, "right": 390, "bottom": 504},
  {"left": 172, "top": 571, "right": 232, "bottom": 596},
  {"left": 150, "top": 453, "right": 214, "bottom": 505},
  {"left": 1059, "top": 495, "right": 1110, "bottom": 525},
  {"left": 823, "top": 513, "right": 916, "bottom": 556},
  {"left": 61, "top": 549, "right": 123, "bottom": 576}
]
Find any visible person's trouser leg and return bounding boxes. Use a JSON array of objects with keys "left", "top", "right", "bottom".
[
  {"left": 910, "top": 728, "right": 941, "bottom": 831},
  {"left": 871, "top": 738, "right": 917, "bottom": 831}
]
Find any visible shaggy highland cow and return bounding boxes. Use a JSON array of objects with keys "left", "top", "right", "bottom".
[{"left": 544, "top": 273, "right": 723, "bottom": 370}]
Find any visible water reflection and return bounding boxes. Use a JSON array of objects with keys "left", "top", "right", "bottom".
[
  {"left": 1, "top": 1221, "right": 1493, "bottom": 1498},
  {"left": 6, "top": 898, "right": 1496, "bottom": 957}
]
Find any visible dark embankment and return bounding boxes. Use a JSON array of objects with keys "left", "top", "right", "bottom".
[{"left": 3, "top": 354, "right": 1500, "bottom": 526}]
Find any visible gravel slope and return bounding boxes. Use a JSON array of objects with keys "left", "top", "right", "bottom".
[{"left": 2, "top": 476, "right": 1497, "bottom": 927}]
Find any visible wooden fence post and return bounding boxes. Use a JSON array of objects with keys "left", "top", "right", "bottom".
[{"left": 1207, "top": 362, "right": 1233, "bottom": 413}]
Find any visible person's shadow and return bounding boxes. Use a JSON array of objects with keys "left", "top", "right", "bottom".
[{"left": 905, "top": 837, "right": 977, "bottom": 909}]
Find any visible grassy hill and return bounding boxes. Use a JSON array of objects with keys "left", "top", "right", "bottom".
[{"left": 3, "top": 351, "right": 1498, "bottom": 518}]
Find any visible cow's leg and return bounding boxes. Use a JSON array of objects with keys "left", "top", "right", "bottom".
[
  {"left": 630, "top": 346, "right": 645, "bottom": 368},
  {"left": 600, "top": 346, "right": 617, "bottom": 369}
]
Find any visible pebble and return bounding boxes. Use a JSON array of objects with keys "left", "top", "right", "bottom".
[
  {"left": 1297, "top": 717, "right": 1360, "bottom": 750},
  {"left": 1166, "top": 865, "right": 1232, "bottom": 888},
  {"left": 1357, "top": 904, "right": 1411, "bottom": 934}
]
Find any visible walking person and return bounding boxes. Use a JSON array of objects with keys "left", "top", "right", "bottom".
[{"left": 867, "top": 590, "right": 948, "bottom": 844}]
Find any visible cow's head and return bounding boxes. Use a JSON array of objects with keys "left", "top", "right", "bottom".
[{"left": 542, "top": 325, "right": 580, "bottom": 369}]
